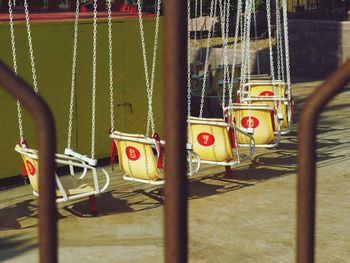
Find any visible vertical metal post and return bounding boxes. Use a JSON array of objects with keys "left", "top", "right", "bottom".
[
  {"left": 0, "top": 62, "right": 57, "bottom": 263},
  {"left": 297, "top": 59, "right": 350, "bottom": 263},
  {"left": 163, "top": 0, "right": 188, "bottom": 262}
]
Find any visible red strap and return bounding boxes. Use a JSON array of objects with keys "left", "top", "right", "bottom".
[
  {"left": 109, "top": 129, "right": 117, "bottom": 168},
  {"left": 291, "top": 96, "right": 295, "bottom": 123},
  {"left": 153, "top": 133, "right": 164, "bottom": 169},
  {"left": 18, "top": 139, "right": 29, "bottom": 177},
  {"left": 270, "top": 111, "right": 276, "bottom": 131},
  {"left": 225, "top": 116, "right": 236, "bottom": 148}
]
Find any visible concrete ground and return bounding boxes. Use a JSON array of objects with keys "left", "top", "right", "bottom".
[{"left": 0, "top": 78, "right": 349, "bottom": 263}]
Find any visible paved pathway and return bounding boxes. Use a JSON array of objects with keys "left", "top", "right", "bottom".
[{"left": 0, "top": 78, "right": 349, "bottom": 262}]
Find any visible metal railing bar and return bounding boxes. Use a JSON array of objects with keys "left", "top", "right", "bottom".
[
  {"left": 0, "top": 62, "right": 57, "bottom": 263},
  {"left": 163, "top": 0, "right": 188, "bottom": 262},
  {"left": 297, "top": 59, "right": 350, "bottom": 263}
]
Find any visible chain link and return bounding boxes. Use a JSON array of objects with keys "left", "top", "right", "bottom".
[
  {"left": 228, "top": 0, "right": 242, "bottom": 106},
  {"left": 218, "top": 0, "right": 229, "bottom": 108},
  {"left": 240, "top": 0, "right": 252, "bottom": 87},
  {"left": 252, "top": 0, "right": 261, "bottom": 75},
  {"left": 187, "top": 0, "right": 192, "bottom": 119},
  {"left": 265, "top": 0, "right": 278, "bottom": 110},
  {"left": 282, "top": 0, "right": 292, "bottom": 112},
  {"left": 275, "top": 0, "right": 283, "bottom": 82},
  {"left": 222, "top": 0, "right": 230, "bottom": 108},
  {"left": 67, "top": 0, "right": 80, "bottom": 149},
  {"left": 137, "top": 0, "right": 161, "bottom": 137},
  {"left": 243, "top": 0, "right": 253, "bottom": 118},
  {"left": 199, "top": 0, "right": 215, "bottom": 118},
  {"left": 107, "top": 0, "right": 115, "bottom": 131},
  {"left": 8, "top": 0, "right": 25, "bottom": 143},
  {"left": 194, "top": 0, "right": 198, "bottom": 45},
  {"left": 91, "top": 0, "right": 98, "bottom": 158},
  {"left": 24, "top": 0, "right": 38, "bottom": 94}
]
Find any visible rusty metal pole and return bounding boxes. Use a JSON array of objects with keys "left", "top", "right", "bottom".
[
  {"left": 0, "top": 62, "right": 57, "bottom": 263},
  {"left": 297, "top": 59, "right": 350, "bottom": 263},
  {"left": 163, "top": 0, "right": 188, "bottom": 262}
]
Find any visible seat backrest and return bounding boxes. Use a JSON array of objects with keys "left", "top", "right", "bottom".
[
  {"left": 244, "top": 83, "right": 288, "bottom": 129},
  {"left": 16, "top": 147, "right": 39, "bottom": 192},
  {"left": 113, "top": 132, "right": 161, "bottom": 181},
  {"left": 232, "top": 105, "right": 275, "bottom": 145},
  {"left": 188, "top": 117, "right": 233, "bottom": 162}
]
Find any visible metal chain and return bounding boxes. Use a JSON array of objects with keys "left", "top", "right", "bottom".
[
  {"left": 107, "top": 0, "right": 115, "bottom": 131},
  {"left": 211, "top": 0, "right": 218, "bottom": 46},
  {"left": 194, "top": 0, "right": 198, "bottom": 45},
  {"left": 252, "top": 0, "right": 260, "bottom": 75},
  {"left": 137, "top": 0, "right": 161, "bottom": 137},
  {"left": 275, "top": 0, "right": 283, "bottom": 82},
  {"left": 200, "top": 0, "right": 203, "bottom": 43},
  {"left": 67, "top": 0, "right": 80, "bottom": 150},
  {"left": 148, "top": 0, "right": 161, "bottom": 136},
  {"left": 240, "top": 0, "right": 252, "bottom": 87},
  {"left": 240, "top": 0, "right": 248, "bottom": 86},
  {"left": 265, "top": 0, "right": 278, "bottom": 109},
  {"left": 91, "top": 0, "right": 98, "bottom": 158},
  {"left": 24, "top": 0, "right": 39, "bottom": 94},
  {"left": 8, "top": 0, "right": 25, "bottom": 143},
  {"left": 218, "top": 0, "right": 230, "bottom": 108},
  {"left": 244, "top": 0, "right": 253, "bottom": 118},
  {"left": 187, "top": 0, "right": 192, "bottom": 119},
  {"left": 282, "top": 0, "right": 292, "bottom": 109},
  {"left": 228, "top": 0, "right": 242, "bottom": 106},
  {"left": 199, "top": 0, "right": 215, "bottom": 118}
]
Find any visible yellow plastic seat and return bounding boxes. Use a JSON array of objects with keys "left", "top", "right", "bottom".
[
  {"left": 111, "top": 131, "right": 201, "bottom": 185},
  {"left": 240, "top": 81, "right": 289, "bottom": 130},
  {"left": 188, "top": 116, "right": 254, "bottom": 166},
  {"left": 15, "top": 145, "right": 110, "bottom": 203},
  {"left": 225, "top": 104, "right": 281, "bottom": 148},
  {"left": 111, "top": 131, "right": 165, "bottom": 185}
]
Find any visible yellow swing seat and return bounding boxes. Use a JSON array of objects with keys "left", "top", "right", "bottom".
[
  {"left": 239, "top": 81, "right": 291, "bottom": 133},
  {"left": 15, "top": 145, "right": 110, "bottom": 203},
  {"left": 110, "top": 131, "right": 200, "bottom": 186},
  {"left": 224, "top": 103, "right": 281, "bottom": 148},
  {"left": 188, "top": 116, "right": 255, "bottom": 166}
]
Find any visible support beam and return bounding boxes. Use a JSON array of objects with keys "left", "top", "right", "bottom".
[
  {"left": 0, "top": 62, "right": 57, "bottom": 263},
  {"left": 163, "top": 0, "right": 188, "bottom": 262}
]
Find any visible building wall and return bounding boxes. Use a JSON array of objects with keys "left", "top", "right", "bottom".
[
  {"left": 0, "top": 17, "right": 164, "bottom": 180},
  {"left": 289, "top": 19, "right": 350, "bottom": 77}
]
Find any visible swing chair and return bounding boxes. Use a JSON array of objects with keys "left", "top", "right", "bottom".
[
  {"left": 224, "top": 0, "right": 283, "bottom": 148},
  {"left": 15, "top": 145, "right": 109, "bottom": 204},
  {"left": 109, "top": 0, "right": 200, "bottom": 186},
  {"left": 9, "top": 0, "right": 110, "bottom": 207},
  {"left": 110, "top": 132, "right": 200, "bottom": 185},
  {"left": 187, "top": 0, "right": 255, "bottom": 168},
  {"left": 63, "top": 0, "right": 100, "bottom": 166},
  {"left": 236, "top": 0, "right": 294, "bottom": 135}
]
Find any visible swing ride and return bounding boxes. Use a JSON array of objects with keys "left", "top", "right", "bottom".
[
  {"left": 110, "top": 0, "right": 200, "bottom": 185},
  {"left": 9, "top": 0, "right": 110, "bottom": 209},
  {"left": 6, "top": 0, "right": 293, "bottom": 202}
]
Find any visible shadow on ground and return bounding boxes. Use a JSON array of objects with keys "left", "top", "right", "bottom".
[{"left": 0, "top": 235, "right": 36, "bottom": 261}]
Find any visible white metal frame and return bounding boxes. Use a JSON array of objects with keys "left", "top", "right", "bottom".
[
  {"left": 15, "top": 145, "right": 110, "bottom": 203},
  {"left": 224, "top": 103, "right": 282, "bottom": 149},
  {"left": 110, "top": 133, "right": 201, "bottom": 186},
  {"left": 64, "top": 148, "right": 98, "bottom": 166},
  {"left": 188, "top": 117, "right": 255, "bottom": 166}
]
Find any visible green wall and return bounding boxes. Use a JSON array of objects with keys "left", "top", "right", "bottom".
[{"left": 0, "top": 17, "right": 164, "bottom": 179}]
